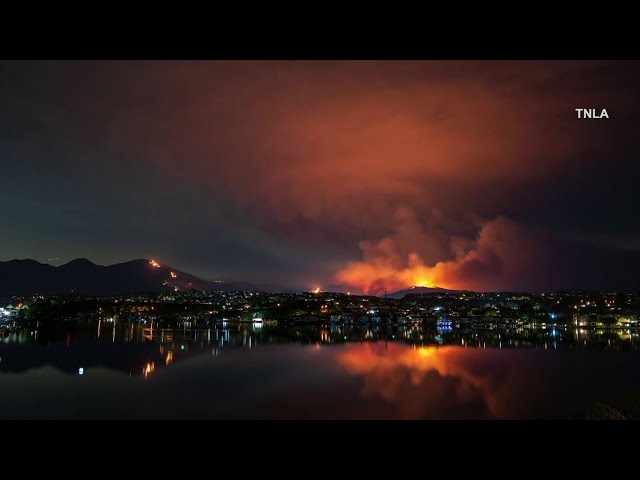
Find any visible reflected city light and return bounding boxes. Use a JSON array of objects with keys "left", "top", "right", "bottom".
[{"left": 143, "top": 362, "right": 155, "bottom": 379}]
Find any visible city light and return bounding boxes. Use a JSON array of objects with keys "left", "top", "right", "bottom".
[{"left": 143, "top": 362, "right": 155, "bottom": 379}]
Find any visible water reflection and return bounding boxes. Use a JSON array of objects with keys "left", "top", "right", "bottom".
[
  {"left": 2, "top": 322, "right": 640, "bottom": 378},
  {"left": 337, "top": 342, "right": 640, "bottom": 419},
  {"left": 1, "top": 322, "right": 640, "bottom": 419},
  {"left": 143, "top": 362, "right": 155, "bottom": 379},
  {"left": 337, "top": 343, "right": 532, "bottom": 418}
]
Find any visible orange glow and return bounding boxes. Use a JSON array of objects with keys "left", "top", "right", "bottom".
[
  {"left": 335, "top": 250, "right": 450, "bottom": 295},
  {"left": 143, "top": 362, "right": 155, "bottom": 379},
  {"left": 415, "top": 277, "right": 434, "bottom": 288},
  {"left": 170, "top": 271, "right": 177, "bottom": 278},
  {"left": 417, "top": 346, "right": 435, "bottom": 358},
  {"left": 166, "top": 351, "right": 173, "bottom": 366},
  {"left": 337, "top": 343, "right": 528, "bottom": 419},
  {"left": 335, "top": 217, "right": 551, "bottom": 295},
  {"left": 149, "top": 260, "right": 161, "bottom": 268},
  {"left": 312, "top": 287, "right": 321, "bottom": 294}
]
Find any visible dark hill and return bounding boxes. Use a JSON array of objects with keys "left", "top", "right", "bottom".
[
  {"left": 386, "top": 286, "right": 465, "bottom": 299},
  {"left": 0, "top": 258, "right": 286, "bottom": 296}
]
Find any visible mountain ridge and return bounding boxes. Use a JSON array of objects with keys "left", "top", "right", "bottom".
[
  {"left": 385, "top": 286, "right": 466, "bottom": 299},
  {"left": 0, "top": 258, "right": 471, "bottom": 297},
  {"left": 0, "top": 258, "right": 289, "bottom": 296}
]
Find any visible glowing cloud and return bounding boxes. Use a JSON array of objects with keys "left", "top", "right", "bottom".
[
  {"left": 336, "top": 217, "right": 554, "bottom": 294},
  {"left": 6, "top": 61, "right": 633, "bottom": 290}
]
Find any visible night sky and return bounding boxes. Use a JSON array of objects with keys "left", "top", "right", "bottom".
[{"left": 2, "top": 60, "right": 640, "bottom": 293}]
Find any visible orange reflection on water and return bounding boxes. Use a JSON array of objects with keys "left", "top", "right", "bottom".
[
  {"left": 337, "top": 343, "right": 532, "bottom": 419},
  {"left": 143, "top": 362, "right": 155, "bottom": 379}
]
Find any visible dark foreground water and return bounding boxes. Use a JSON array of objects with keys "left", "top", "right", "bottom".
[{"left": 2, "top": 322, "right": 640, "bottom": 419}]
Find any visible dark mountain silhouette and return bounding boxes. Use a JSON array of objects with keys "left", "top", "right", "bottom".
[
  {"left": 385, "top": 286, "right": 465, "bottom": 299},
  {"left": 0, "top": 258, "right": 288, "bottom": 296}
]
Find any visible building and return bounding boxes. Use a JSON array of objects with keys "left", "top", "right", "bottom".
[
  {"left": 0, "top": 306, "right": 19, "bottom": 319},
  {"left": 573, "top": 313, "right": 600, "bottom": 327},
  {"left": 617, "top": 317, "right": 638, "bottom": 327}
]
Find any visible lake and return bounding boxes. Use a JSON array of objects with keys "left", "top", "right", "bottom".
[{"left": 1, "top": 322, "right": 640, "bottom": 419}]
